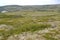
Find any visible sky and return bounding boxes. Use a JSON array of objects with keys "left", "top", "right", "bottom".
[{"left": 0, "top": 0, "right": 60, "bottom": 6}]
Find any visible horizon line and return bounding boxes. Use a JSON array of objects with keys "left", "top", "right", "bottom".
[{"left": 0, "top": 3, "right": 60, "bottom": 6}]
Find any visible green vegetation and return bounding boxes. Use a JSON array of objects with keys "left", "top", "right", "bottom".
[
  {"left": 43, "top": 33, "right": 58, "bottom": 40},
  {"left": 0, "top": 11, "right": 60, "bottom": 40},
  {"left": 43, "top": 29, "right": 60, "bottom": 40}
]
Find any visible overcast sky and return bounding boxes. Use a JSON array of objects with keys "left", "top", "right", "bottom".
[{"left": 0, "top": 0, "right": 60, "bottom": 6}]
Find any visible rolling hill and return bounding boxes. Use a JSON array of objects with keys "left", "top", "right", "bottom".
[{"left": 0, "top": 4, "right": 60, "bottom": 12}]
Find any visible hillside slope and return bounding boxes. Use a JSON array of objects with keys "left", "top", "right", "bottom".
[{"left": 0, "top": 4, "right": 60, "bottom": 12}]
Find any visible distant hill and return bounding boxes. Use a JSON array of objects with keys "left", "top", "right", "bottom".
[{"left": 0, "top": 4, "right": 60, "bottom": 12}]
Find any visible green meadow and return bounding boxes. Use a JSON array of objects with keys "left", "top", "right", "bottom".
[{"left": 0, "top": 11, "right": 60, "bottom": 40}]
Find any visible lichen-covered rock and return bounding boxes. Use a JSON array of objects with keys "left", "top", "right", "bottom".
[
  {"left": 0, "top": 24, "right": 13, "bottom": 31},
  {"left": 7, "top": 32, "right": 46, "bottom": 40}
]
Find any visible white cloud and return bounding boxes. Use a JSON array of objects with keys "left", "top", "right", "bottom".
[{"left": 0, "top": 0, "right": 58, "bottom": 6}]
